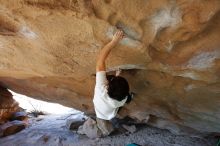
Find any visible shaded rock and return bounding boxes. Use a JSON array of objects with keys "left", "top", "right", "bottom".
[
  {"left": 0, "top": 86, "right": 19, "bottom": 124},
  {"left": 77, "top": 117, "right": 102, "bottom": 139},
  {"left": 0, "top": 120, "right": 26, "bottom": 137},
  {"left": 66, "top": 119, "right": 84, "bottom": 130},
  {"left": 96, "top": 118, "right": 114, "bottom": 136},
  {"left": 11, "top": 111, "right": 28, "bottom": 121},
  {"left": 111, "top": 117, "right": 140, "bottom": 128},
  {"left": 122, "top": 125, "right": 137, "bottom": 133},
  {"left": 147, "top": 115, "right": 205, "bottom": 137},
  {"left": 77, "top": 125, "right": 84, "bottom": 135},
  {"left": 110, "top": 117, "right": 121, "bottom": 129}
]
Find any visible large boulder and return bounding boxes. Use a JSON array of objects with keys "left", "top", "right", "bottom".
[
  {"left": 77, "top": 117, "right": 114, "bottom": 138},
  {"left": 0, "top": 0, "right": 219, "bottom": 135},
  {"left": 96, "top": 118, "right": 114, "bottom": 136},
  {"left": 0, "top": 86, "right": 19, "bottom": 124},
  {"left": 0, "top": 120, "right": 26, "bottom": 137},
  {"left": 77, "top": 117, "right": 102, "bottom": 139}
]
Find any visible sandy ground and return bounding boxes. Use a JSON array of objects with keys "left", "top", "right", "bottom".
[{"left": 0, "top": 113, "right": 218, "bottom": 146}]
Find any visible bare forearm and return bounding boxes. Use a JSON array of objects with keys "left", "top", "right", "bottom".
[
  {"left": 96, "top": 30, "right": 124, "bottom": 72},
  {"left": 96, "top": 41, "right": 117, "bottom": 71},
  {"left": 99, "top": 41, "right": 117, "bottom": 62}
]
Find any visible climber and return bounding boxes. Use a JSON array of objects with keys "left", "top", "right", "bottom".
[{"left": 93, "top": 30, "right": 133, "bottom": 121}]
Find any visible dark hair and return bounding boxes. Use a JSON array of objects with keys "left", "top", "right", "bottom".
[{"left": 106, "top": 75, "right": 130, "bottom": 101}]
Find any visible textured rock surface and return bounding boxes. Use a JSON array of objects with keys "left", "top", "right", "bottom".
[
  {"left": 77, "top": 117, "right": 102, "bottom": 139},
  {"left": 0, "top": 86, "right": 19, "bottom": 124},
  {"left": 0, "top": 120, "right": 26, "bottom": 137},
  {"left": 11, "top": 111, "right": 28, "bottom": 121},
  {"left": 0, "top": 0, "right": 219, "bottom": 134},
  {"left": 66, "top": 118, "right": 85, "bottom": 130},
  {"left": 96, "top": 118, "right": 114, "bottom": 136}
]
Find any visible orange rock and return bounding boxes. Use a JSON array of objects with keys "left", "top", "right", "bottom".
[{"left": 0, "top": 0, "right": 219, "bottom": 135}]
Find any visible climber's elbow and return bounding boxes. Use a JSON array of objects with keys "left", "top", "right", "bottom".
[{"left": 96, "top": 61, "right": 106, "bottom": 72}]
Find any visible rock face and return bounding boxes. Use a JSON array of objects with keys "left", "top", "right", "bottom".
[
  {"left": 0, "top": 86, "right": 19, "bottom": 124},
  {"left": 0, "top": 0, "right": 219, "bottom": 134}
]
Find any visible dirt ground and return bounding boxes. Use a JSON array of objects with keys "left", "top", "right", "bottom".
[{"left": 0, "top": 113, "right": 219, "bottom": 146}]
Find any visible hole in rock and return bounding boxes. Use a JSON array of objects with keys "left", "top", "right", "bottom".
[{"left": 10, "top": 90, "right": 82, "bottom": 115}]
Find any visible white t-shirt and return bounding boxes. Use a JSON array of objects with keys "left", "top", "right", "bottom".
[{"left": 93, "top": 71, "right": 127, "bottom": 120}]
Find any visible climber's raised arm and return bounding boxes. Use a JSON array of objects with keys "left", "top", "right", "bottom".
[{"left": 96, "top": 30, "right": 124, "bottom": 72}]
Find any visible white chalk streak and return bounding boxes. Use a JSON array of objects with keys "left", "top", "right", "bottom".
[
  {"left": 151, "top": 5, "right": 182, "bottom": 33},
  {"left": 20, "top": 26, "right": 37, "bottom": 39},
  {"left": 106, "top": 27, "right": 142, "bottom": 48},
  {"left": 186, "top": 50, "right": 220, "bottom": 71}
]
